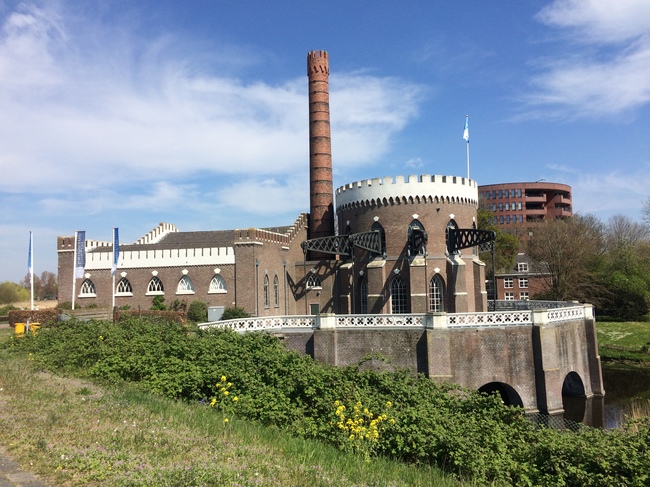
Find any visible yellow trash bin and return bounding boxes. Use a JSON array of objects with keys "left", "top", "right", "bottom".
[
  {"left": 14, "top": 323, "right": 25, "bottom": 338},
  {"left": 30, "top": 322, "right": 41, "bottom": 335}
]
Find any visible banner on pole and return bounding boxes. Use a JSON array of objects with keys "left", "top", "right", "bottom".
[
  {"left": 112, "top": 228, "right": 120, "bottom": 275},
  {"left": 75, "top": 231, "right": 86, "bottom": 279},
  {"left": 463, "top": 115, "right": 469, "bottom": 142},
  {"left": 28, "top": 231, "right": 33, "bottom": 281}
]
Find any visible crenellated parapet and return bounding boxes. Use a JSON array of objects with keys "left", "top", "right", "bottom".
[
  {"left": 336, "top": 174, "right": 478, "bottom": 210},
  {"left": 135, "top": 222, "right": 179, "bottom": 245}
]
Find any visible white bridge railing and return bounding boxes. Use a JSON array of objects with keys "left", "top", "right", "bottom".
[{"left": 198, "top": 305, "right": 592, "bottom": 333}]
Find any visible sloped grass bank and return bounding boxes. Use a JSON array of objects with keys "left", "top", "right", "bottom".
[
  {"left": 0, "top": 354, "right": 460, "bottom": 487},
  {"left": 4, "top": 318, "right": 650, "bottom": 486}
]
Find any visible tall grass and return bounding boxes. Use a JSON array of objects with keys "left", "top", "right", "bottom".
[{"left": 0, "top": 350, "right": 464, "bottom": 487}]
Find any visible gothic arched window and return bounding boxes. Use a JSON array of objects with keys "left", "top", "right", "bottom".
[
  {"left": 209, "top": 274, "right": 227, "bottom": 293},
  {"left": 147, "top": 276, "right": 164, "bottom": 295},
  {"left": 390, "top": 275, "right": 407, "bottom": 314},
  {"left": 429, "top": 274, "right": 445, "bottom": 312}
]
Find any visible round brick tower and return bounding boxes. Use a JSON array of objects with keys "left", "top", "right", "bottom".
[{"left": 307, "top": 50, "right": 334, "bottom": 241}]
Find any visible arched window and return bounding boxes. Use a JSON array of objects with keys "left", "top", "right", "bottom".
[
  {"left": 371, "top": 221, "right": 386, "bottom": 257},
  {"left": 429, "top": 274, "right": 445, "bottom": 312},
  {"left": 306, "top": 274, "right": 321, "bottom": 289},
  {"left": 390, "top": 275, "right": 407, "bottom": 314},
  {"left": 359, "top": 277, "right": 368, "bottom": 314},
  {"left": 263, "top": 274, "right": 269, "bottom": 307},
  {"left": 407, "top": 219, "right": 427, "bottom": 257},
  {"left": 177, "top": 276, "right": 194, "bottom": 294},
  {"left": 79, "top": 279, "right": 96, "bottom": 296},
  {"left": 116, "top": 278, "right": 133, "bottom": 296},
  {"left": 446, "top": 219, "right": 459, "bottom": 255},
  {"left": 209, "top": 274, "right": 227, "bottom": 293},
  {"left": 147, "top": 276, "right": 164, "bottom": 295},
  {"left": 273, "top": 275, "right": 279, "bottom": 307}
]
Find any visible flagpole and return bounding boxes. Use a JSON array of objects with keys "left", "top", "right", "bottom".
[
  {"left": 111, "top": 228, "right": 116, "bottom": 309},
  {"left": 463, "top": 114, "right": 470, "bottom": 180},
  {"left": 29, "top": 231, "right": 34, "bottom": 311},
  {"left": 72, "top": 231, "right": 78, "bottom": 310}
]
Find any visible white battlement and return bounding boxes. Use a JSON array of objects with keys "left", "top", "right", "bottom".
[
  {"left": 335, "top": 174, "right": 478, "bottom": 208},
  {"left": 83, "top": 246, "right": 235, "bottom": 272},
  {"left": 135, "top": 222, "right": 179, "bottom": 245}
]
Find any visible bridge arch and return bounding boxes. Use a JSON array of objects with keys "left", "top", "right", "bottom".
[
  {"left": 478, "top": 382, "right": 524, "bottom": 408},
  {"left": 562, "top": 371, "right": 587, "bottom": 423}
]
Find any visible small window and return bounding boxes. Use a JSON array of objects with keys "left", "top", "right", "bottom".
[
  {"left": 504, "top": 278, "right": 514, "bottom": 289},
  {"left": 505, "top": 202, "right": 510, "bottom": 211},
  {"left": 147, "top": 276, "right": 164, "bottom": 295},
  {"left": 429, "top": 274, "right": 444, "bottom": 312},
  {"left": 360, "top": 277, "right": 368, "bottom": 314},
  {"left": 79, "top": 279, "right": 96, "bottom": 297},
  {"left": 177, "top": 276, "right": 194, "bottom": 295},
  {"left": 390, "top": 275, "right": 408, "bottom": 314},
  {"left": 518, "top": 263, "right": 529, "bottom": 272},
  {"left": 498, "top": 190, "right": 503, "bottom": 198},
  {"left": 504, "top": 292, "right": 515, "bottom": 301},
  {"left": 520, "top": 292, "right": 529, "bottom": 300},
  {"left": 263, "top": 275, "right": 269, "bottom": 308},
  {"left": 519, "top": 278, "right": 529, "bottom": 289},
  {"left": 116, "top": 278, "right": 133, "bottom": 296},
  {"left": 306, "top": 274, "right": 321, "bottom": 289},
  {"left": 273, "top": 275, "right": 279, "bottom": 307},
  {"left": 517, "top": 189, "right": 522, "bottom": 198},
  {"left": 209, "top": 275, "right": 227, "bottom": 293}
]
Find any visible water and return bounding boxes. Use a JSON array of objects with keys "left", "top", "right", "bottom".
[{"left": 562, "top": 364, "right": 650, "bottom": 429}]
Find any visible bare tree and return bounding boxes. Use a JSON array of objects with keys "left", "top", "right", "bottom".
[
  {"left": 525, "top": 214, "right": 605, "bottom": 303},
  {"left": 604, "top": 214, "right": 650, "bottom": 250},
  {"left": 643, "top": 197, "right": 650, "bottom": 227}
]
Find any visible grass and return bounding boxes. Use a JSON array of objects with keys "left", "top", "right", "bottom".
[
  {"left": 0, "top": 330, "right": 466, "bottom": 487},
  {"left": 596, "top": 321, "right": 650, "bottom": 363}
]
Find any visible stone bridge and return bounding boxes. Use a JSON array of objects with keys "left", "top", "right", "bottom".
[{"left": 199, "top": 304, "right": 604, "bottom": 417}]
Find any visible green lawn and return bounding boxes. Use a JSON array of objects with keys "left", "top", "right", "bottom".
[{"left": 596, "top": 321, "right": 650, "bottom": 363}]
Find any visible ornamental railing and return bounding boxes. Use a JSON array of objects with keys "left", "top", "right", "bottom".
[{"left": 198, "top": 304, "right": 591, "bottom": 333}]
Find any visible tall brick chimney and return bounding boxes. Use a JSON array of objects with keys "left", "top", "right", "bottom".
[{"left": 307, "top": 50, "right": 334, "bottom": 241}]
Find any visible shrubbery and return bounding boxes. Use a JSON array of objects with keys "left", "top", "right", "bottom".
[
  {"left": 7, "top": 317, "right": 650, "bottom": 485},
  {"left": 187, "top": 300, "right": 208, "bottom": 323}
]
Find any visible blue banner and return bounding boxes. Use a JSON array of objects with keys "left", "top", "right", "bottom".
[
  {"left": 112, "top": 228, "right": 120, "bottom": 275},
  {"left": 75, "top": 231, "right": 86, "bottom": 279},
  {"left": 28, "top": 231, "right": 33, "bottom": 279}
]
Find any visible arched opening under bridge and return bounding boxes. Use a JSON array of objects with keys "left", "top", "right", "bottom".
[
  {"left": 562, "top": 371, "right": 587, "bottom": 423},
  {"left": 478, "top": 382, "right": 523, "bottom": 408}
]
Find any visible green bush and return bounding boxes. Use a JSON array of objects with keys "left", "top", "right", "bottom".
[
  {"left": 150, "top": 295, "right": 166, "bottom": 310},
  {"left": 187, "top": 300, "right": 208, "bottom": 323},
  {"left": 221, "top": 306, "right": 250, "bottom": 320},
  {"left": 7, "top": 317, "right": 650, "bottom": 486}
]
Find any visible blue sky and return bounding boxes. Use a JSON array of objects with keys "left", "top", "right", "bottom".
[{"left": 1, "top": 0, "right": 649, "bottom": 283}]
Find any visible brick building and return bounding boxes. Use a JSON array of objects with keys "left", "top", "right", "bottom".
[
  {"left": 478, "top": 181, "right": 573, "bottom": 301},
  {"left": 57, "top": 51, "right": 488, "bottom": 316}
]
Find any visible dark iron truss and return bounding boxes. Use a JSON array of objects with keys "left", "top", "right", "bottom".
[
  {"left": 301, "top": 230, "right": 383, "bottom": 257},
  {"left": 447, "top": 228, "right": 496, "bottom": 255}
]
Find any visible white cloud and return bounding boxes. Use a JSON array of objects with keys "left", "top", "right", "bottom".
[
  {"left": 522, "top": 0, "right": 650, "bottom": 119},
  {"left": 0, "top": 2, "right": 424, "bottom": 197}
]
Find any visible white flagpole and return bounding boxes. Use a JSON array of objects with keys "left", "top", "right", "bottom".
[
  {"left": 111, "top": 228, "right": 116, "bottom": 309},
  {"left": 72, "top": 231, "right": 78, "bottom": 310},
  {"left": 463, "top": 114, "right": 470, "bottom": 179},
  {"left": 29, "top": 231, "right": 34, "bottom": 311}
]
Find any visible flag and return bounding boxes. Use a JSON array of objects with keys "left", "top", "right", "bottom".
[
  {"left": 75, "top": 231, "right": 86, "bottom": 279},
  {"left": 112, "top": 228, "right": 120, "bottom": 275},
  {"left": 28, "top": 231, "right": 33, "bottom": 282},
  {"left": 463, "top": 115, "right": 469, "bottom": 142}
]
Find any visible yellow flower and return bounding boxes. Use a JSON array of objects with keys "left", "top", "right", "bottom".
[
  {"left": 221, "top": 375, "right": 227, "bottom": 382},
  {"left": 233, "top": 396, "right": 239, "bottom": 402},
  {"left": 385, "top": 401, "right": 392, "bottom": 408},
  {"left": 224, "top": 418, "right": 229, "bottom": 423},
  {"left": 210, "top": 398, "right": 217, "bottom": 407},
  {"left": 227, "top": 382, "right": 232, "bottom": 387},
  {"left": 223, "top": 390, "right": 229, "bottom": 396}
]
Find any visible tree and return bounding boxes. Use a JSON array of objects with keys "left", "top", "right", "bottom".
[
  {"left": 150, "top": 295, "right": 166, "bottom": 310},
  {"left": 21, "top": 271, "right": 58, "bottom": 300},
  {"left": 221, "top": 306, "right": 250, "bottom": 320},
  {"left": 0, "top": 281, "right": 29, "bottom": 304},
  {"left": 643, "top": 197, "right": 650, "bottom": 227},
  {"left": 525, "top": 214, "right": 606, "bottom": 303},
  {"left": 477, "top": 207, "right": 520, "bottom": 275}
]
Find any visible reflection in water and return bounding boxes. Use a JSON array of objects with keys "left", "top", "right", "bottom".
[{"left": 561, "top": 364, "right": 650, "bottom": 429}]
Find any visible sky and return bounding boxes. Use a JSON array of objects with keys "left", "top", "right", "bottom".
[{"left": 1, "top": 0, "right": 649, "bottom": 283}]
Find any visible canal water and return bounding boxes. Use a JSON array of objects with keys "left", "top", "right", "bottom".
[{"left": 562, "top": 363, "right": 650, "bottom": 429}]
